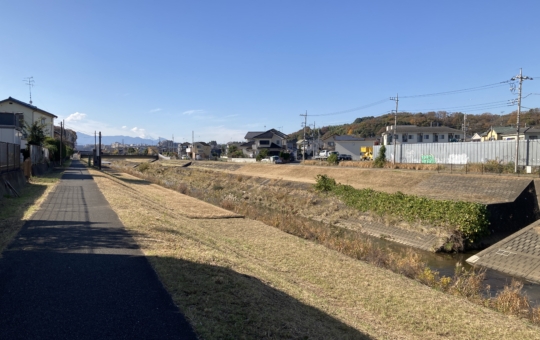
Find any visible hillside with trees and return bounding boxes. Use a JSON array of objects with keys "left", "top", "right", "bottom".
[{"left": 287, "top": 108, "right": 540, "bottom": 140}]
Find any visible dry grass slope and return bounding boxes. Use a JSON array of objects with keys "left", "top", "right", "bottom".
[{"left": 89, "top": 166, "right": 540, "bottom": 340}]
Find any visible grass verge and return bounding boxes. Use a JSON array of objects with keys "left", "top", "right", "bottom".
[
  {"left": 95, "top": 165, "right": 540, "bottom": 338},
  {"left": 0, "top": 167, "right": 66, "bottom": 254}
]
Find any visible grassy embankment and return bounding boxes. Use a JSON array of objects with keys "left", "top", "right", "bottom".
[
  {"left": 0, "top": 163, "right": 68, "bottom": 254},
  {"left": 305, "top": 159, "right": 540, "bottom": 175},
  {"left": 93, "top": 164, "right": 540, "bottom": 338}
]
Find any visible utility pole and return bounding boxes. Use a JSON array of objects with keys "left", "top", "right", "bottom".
[
  {"left": 462, "top": 114, "right": 468, "bottom": 142},
  {"left": 60, "top": 121, "right": 63, "bottom": 165},
  {"left": 390, "top": 94, "right": 399, "bottom": 164},
  {"left": 98, "top": 131, "right": 102, "bottom": 170},
  {"left": 192, "top": 130, "right": 195, "bottom": 159},
  {"left": 511, "top": 69, "right": 533, "bottom": 173},
  {"left": 300, "top": 111, "right": 307, "bottom": 161},
  {"left": 94, "top": 131, "right": 96, "bottom": 166}
]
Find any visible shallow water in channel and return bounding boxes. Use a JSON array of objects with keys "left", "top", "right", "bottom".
[{"left": 365, "top": 232, "right": 540, "bottom": 307}]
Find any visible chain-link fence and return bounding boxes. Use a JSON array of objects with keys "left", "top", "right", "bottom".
[{"left": 0, "top": 142, "right": 21, "bottom": 174}]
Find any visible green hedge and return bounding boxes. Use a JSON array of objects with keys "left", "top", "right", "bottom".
[{"left": 314, "top": 175, "right": 490, "bottom": 242}]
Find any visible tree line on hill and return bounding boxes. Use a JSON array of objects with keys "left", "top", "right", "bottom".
[{"left": 287, "top": 108, "right": 540, "bottom": 141}]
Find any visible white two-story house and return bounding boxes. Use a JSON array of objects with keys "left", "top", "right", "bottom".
[
  {"left": 0, "top": 97, "right": 57, "bottom": 148},
  {"left": 381, "top": 125, "right": 463, "bottom": 145}
]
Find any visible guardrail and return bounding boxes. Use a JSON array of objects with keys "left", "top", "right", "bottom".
[{"left": 0, "top": 142, "right": 21, "bottom": 174}]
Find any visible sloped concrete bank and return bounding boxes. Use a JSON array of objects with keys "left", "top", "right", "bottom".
[{"left": 480, "top": 181, "right": 540, "bottom": 248}]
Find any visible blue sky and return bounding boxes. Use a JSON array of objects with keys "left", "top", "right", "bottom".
[{"left": 1, "top": 1, "right": 539, "bottom": 143}]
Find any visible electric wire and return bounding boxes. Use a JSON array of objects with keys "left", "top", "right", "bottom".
[
  {"left": 308, "top": 98, "right": 388, "bottom": 116},
  {"left": 310, "top": 80, "right": 512, "bottom": 117},
  {"left": 400, "top": 100, "right": 511, "bottom": 112},
  {"left": 400, "top": 81, "right": 511, "bottom": 98}
]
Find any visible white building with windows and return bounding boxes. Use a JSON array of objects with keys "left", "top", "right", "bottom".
[
  {"left": 381, "top": 125, "right": 463, "bottom": 146},
  {"left": 0, "top": 97, "right": 57, "bottom": 148}
]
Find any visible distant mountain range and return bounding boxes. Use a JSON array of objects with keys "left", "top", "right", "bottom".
[{"left": 76, "top": 132, "right": 158, "bottom": 146}]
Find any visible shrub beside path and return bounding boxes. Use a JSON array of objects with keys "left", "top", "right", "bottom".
[{"left": 0, "top": 161, "right": 197, "bottom": 339}]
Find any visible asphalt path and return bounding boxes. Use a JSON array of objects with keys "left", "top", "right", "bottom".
[{"left": 0, "top": 161, "right": 197, "bottom": 339}]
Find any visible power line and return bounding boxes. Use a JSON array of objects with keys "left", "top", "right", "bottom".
[
  {"left": 400, "top": 99, "right": 511, "bottom": 112},
  {"left": 308, "top": 98, "right": 388, "bottom": 116},
  {"left": 400, "top": 81, "right": 510, "bottom": 98}
]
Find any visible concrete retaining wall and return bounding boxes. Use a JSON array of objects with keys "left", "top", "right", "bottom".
[{"left": 227, "top": 158, "right": 257, "bottom": 163}]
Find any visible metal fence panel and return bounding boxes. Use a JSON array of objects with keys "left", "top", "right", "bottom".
[
  {"left": 0, "top": 142, "right": 21, "bottom": 174},
  {"left": 374, "top": 140, "right": 540, "bottom": 166},
  {"left": 30, "top": 145, "right": 49, "bottom": 165}
]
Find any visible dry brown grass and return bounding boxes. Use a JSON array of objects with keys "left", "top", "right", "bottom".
[
  {"left": 89, "top": 166, "right": 540, "bottom": 339},
  {"left": 100, "top": 168, "right": 241, "bottom": 219}
]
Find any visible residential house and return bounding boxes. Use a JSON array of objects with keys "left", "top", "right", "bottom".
[
  {"left": 321, "top": 133, "right": 337, "bottom": 151},
  {"left": 296, "top": 138, "right": 323, "bottom": 157},
  {"left": 381, "top": 125, "right": 463, "bottom": 145},
  {"left": 242, "top": 129, "right": 287, "bottom": 157},
  {"left": 0, "top": 112, "right": 24, "bottom": 144},
  {"left": 187, "top": 142, "right": 211, "bottom": 159},
  {"left": 177, "top": 142, "right": 190, "bottom": 157},
  {"left": 53, "top": 126, "right": 78, "bottom": 149},
  {"left": 334, "top": 136, "right": 376, "bottom": 160},
  {"left": 0, "top": 97, "right": 57, "bottom": 148},
  {"left": 286, "top": 138, "right": 298, "bottom": 158},
  {"left": 471, "top": 133, "right": 484, "bottom": 142},
  {"left": 482, "top": 126, "right": 540, "bottom": 141}
]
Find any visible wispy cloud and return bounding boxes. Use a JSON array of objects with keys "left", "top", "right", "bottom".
[
  {"left": 65, "top": 112, "right": 87, "bottom": 122},
  {"left": 61, "top": 113, "right": 154, "bottom": 139},
  {"left": 149, "top": 108, "right": 162, "bottom": 113},
  {"left": 224, "top": 114, "right": 240, "bottom": 118},
  {"left": 182, "top": 109, "right": 205, "bottom": 115}
]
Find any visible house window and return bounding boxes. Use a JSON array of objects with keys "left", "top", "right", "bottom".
[
  {"left": 455, "top": 135, "right": 460, "bottom": 139},
  {"left": 530, "top": 136, "right": 538, "bottom": 140},
  {"left": 402, "top": 134, "right": 407, "bottom": 142},
  {"left": 425, "top": 135, "right": 429, "bottom": 139},
  {"left": 276, "top": 140, "right": 280, "bottom": 145},
  {"left": 259, "top": 140, "right": 270, "bottom": 145},
  {"left": 41, "top": 118, "right": 46, "bottom": 125},
  {"left": 408, "top": 135, "right": 413, "bottom": 139},
  {"left": 441, "top": 135, "right": 445, "bottom": 139},
  {"left": 328, "top": 142, "right": 334, "bottom": 146}
]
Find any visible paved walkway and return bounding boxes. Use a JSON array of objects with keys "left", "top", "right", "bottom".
[{"left": 0, "top": 161, "right": 197, "bottom": 339}]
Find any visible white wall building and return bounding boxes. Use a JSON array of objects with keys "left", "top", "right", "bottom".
[
  {"left": 0, "top": 97, "right": 57, "bottom": 148},
  {"left": 381, "top": 125, "right": 463, "bottom": 146},
  {"left": 334, "top": 136, "right": 376, "bottom": 160}
]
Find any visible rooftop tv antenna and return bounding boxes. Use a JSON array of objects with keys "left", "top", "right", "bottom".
[{"left": 23, "top": 76, "right": 35, "bottom": 104}]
